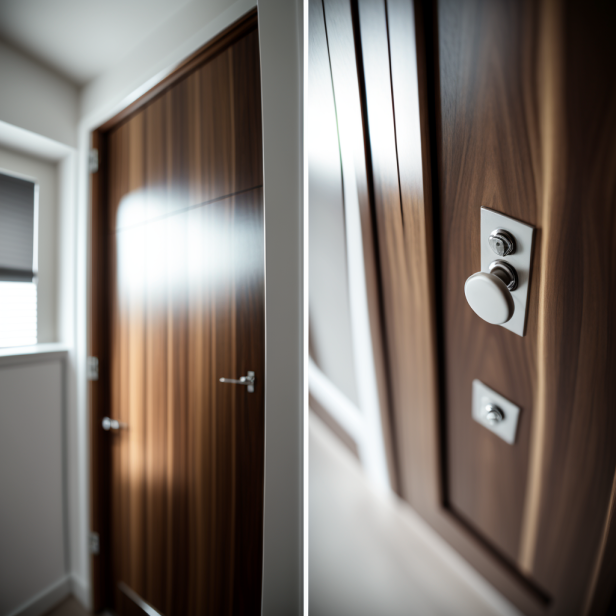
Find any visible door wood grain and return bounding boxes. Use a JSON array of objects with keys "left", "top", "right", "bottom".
[
  {"left": 321, "top": 0, "right": 616, "bottom": 614},
  {"left": 90, "top": 12, "right": 264, "bottom": 615}
]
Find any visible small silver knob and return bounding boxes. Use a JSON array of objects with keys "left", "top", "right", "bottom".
[
  {"left": 485, "top": 404, "right": 505, "bottom": 425},
  {"left": 488, "top": 229, "right": 515, "bottom": 257},
  {"left": 102, "top": 417, "right": 127, "bottom": 431}
]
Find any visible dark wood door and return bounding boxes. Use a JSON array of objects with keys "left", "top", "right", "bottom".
[
  {"left": 433, "top": 0, "right": 616, "bottom": 612},
  {"left": 90, "top": 14, "right": 264, "bottom": 616},
  {"left": 319, "top": 0, "right": 616, "bottom": 614}
]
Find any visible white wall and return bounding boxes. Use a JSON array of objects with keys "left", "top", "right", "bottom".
[
  {"left": 0, "top": 147, "right": 58, "bottom": 343},
  {"left": 0, "top": 40, "right": 78, "bottom": 147},
  {"left": 0, "top": 128, "right": 78, "bottom": 614},
  {"left": 79, "top": 0, "right": 256, "bottom": 125},
  {"left": 0, "top": 353, "right": 69, "bottom": 616}
]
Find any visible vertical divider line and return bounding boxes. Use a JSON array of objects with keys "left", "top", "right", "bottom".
[
  {"left": 413, "top": 0, "right": 449, "bottom": 507},
  {"left": 303, "top": 3, "right": 310, "bottom": 612}
]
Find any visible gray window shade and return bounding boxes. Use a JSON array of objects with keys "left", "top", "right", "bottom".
[{"left": 0, "top": 172, "right": 36, "bottom": 282}]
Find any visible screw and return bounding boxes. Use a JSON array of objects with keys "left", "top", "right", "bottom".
[
  {"left": 485, "top": 404, "right": 505, "bottom": 425},
  {"left": 488, "top": 229, "right": 515, "bottom": 257}
]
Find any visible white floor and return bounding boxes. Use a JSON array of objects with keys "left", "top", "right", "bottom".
[{"left": 309, "top": 413, "right": 523, "bottom": 616}]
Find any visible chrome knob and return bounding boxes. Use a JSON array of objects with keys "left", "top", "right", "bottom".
[
  {"left": 488, "top": 229, "right": 515, "bottom": 257},
  {"left": 464, "top": 260, "right": 518, "bottom": 325},
  {"left": 102, "top": 417, "right": 127, "bottom": 431},
  {"left": 485, "top": 404, "right": 505, "bottom": 425}
]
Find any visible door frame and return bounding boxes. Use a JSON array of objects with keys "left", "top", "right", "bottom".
[{"left": 85, "top": 1, "right": 307, "bottom": 611}]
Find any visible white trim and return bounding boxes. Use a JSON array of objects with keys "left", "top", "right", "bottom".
[
  {"left": 5, "top": 576, "right": 71, "bottom": 616},
  {"left": 259, "top": 0, "right": 305, "bottom": 613},
  {"left": 338, "top": 143, "right": 390, "bottom": 491},
  {"left": 309, "top": 359, "right": 389, "bottom": 492},
  {"left": 0, "top": 121, "right": 73, "bottom": 162},
  {"left": 32, "top": 183, "right": 39, "bottom": 276},
  {"left": 0, "top": 342, "right": 69, "bottom": 365},
  {"left": 0, "top": 166, "right": 39, "bottom": 184},
  {"left": 309, "top": 358, "right": 364, "bottom": 442},
  {"left": 302, "top": 0, "right": 310, "bottom": 611},
  {"left": 69, "top": 574, "right": 90, "bottom": 611}
]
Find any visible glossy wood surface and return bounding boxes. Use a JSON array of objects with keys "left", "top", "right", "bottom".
[
  {"left": 433, "top": 0, "right": 616, "bottom": 611},
  {"left": 356, "top": 0, "right": 441, "bottom": 511},
  {"left": 91, "top": 17, "right": 265, "bottom": 616},
  {"left": 323, "top": 0, "right": 616, "bottom": 614},
  {"left": 435, "top": 0, "right": 540, "bottom": 565}
]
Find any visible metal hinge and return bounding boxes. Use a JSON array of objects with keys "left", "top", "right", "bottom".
[
  {"left": 89, "top": 148, "right": 99, "bottom": 173},
  {"left": 89, "top": 531, "right": 100, "bottom": 555},
  {"left": 87, "top": 356, "right": 99, "bottom": 381}
]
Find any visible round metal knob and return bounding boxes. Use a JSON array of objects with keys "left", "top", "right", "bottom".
[
  {"left": 488, "top": 229, "right": 515, "bottom": 257},
  {"left": 464, "top": 260, "right": 518, "bottom": 325},
  {"left": 485, "top": 404, "right": 505, "bottom": 425}
]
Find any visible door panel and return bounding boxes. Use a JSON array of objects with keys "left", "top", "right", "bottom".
[
  {"left": 320, "top": 0, "right": 616, "bottom": 613},
  {"left": 109, "top": 189, "right": 264, "bottom": 615},
  {"left": 98, "top": 18, "right": 264, "bottom": 616},
  {"left": 436, "top": 0, "right": 539, "bottom": 565},
  {"left": 434, "top": 0, "right": 616, "bottom": 607},
  {"left": 107, "top": 28, "right": 263, "bottom": 233}
]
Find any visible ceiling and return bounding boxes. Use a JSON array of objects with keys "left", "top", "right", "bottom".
[{"left": 0, "top": 0, "right": 192, "bottom": 85}]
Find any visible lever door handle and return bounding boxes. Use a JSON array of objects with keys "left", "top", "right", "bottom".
[
  {"left": 102, "top": 417, "right": 127, "bottom": 431},
  {"left": 219, "top": 371, "right": 255, "bottom": 393}
]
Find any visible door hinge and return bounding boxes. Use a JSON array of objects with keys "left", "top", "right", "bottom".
[
  {"left": 87, "top": 356, "right": 99, "bottom": 381},
  {"left": 89, "top": 148, "right": 99, "bottom": 173},
  {"left": 89, "top": 531, "right": 100, "bottom": 555}
]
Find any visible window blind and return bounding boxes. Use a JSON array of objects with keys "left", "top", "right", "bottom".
[
  {"left": 0, "top": 172, "right": 36, "bottom": 282},
  {"left": 0, "top": 171, "right": 37, "bottom": 347}
]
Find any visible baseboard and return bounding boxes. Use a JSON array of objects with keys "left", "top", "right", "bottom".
[
  {"left": 6, "top": 576, "right": 71, "bottom": 616},
  {"left": 69, "top": 574, "right": 91, "bottom": 611}
]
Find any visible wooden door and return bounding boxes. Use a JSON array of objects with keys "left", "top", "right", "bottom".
[
  {"left": 90, "top": 13, "right": 265, "bottom": 616},
  {"left": 320, "top": 0, "right": 616, "bottom": 614},
  {"left": 429, "top": 1, "right": 616, "bottom": 613}
]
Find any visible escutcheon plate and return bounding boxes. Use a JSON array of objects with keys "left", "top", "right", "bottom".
[
  {"left": 480, "top": 207, "right": 535, "bottom": 336},
  {"left": 472, "top": 379, "right": 521, "bottom": 445}
]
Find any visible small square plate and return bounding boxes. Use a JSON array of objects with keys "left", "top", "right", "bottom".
[{"left": 472, "top": 379, "right": 521, "bottom": 445}]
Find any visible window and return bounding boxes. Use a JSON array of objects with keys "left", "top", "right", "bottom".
[{"left": 0, "top": 171, "right": 38, "bottom": 347}]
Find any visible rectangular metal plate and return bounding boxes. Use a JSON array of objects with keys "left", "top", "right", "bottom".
[
  {"left": 480, "top": 207, "right": 535, "bottom": 336},
  {"left": 472, "top": 379, "right": 521, "bottom": 445}
]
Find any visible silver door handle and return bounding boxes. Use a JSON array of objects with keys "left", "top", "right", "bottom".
[
  {"left": 102, "top": 417, "right": 127, "bottom": 431},
  {"left": 219, "top": 371, "right": 255, "bottom": 393}
]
